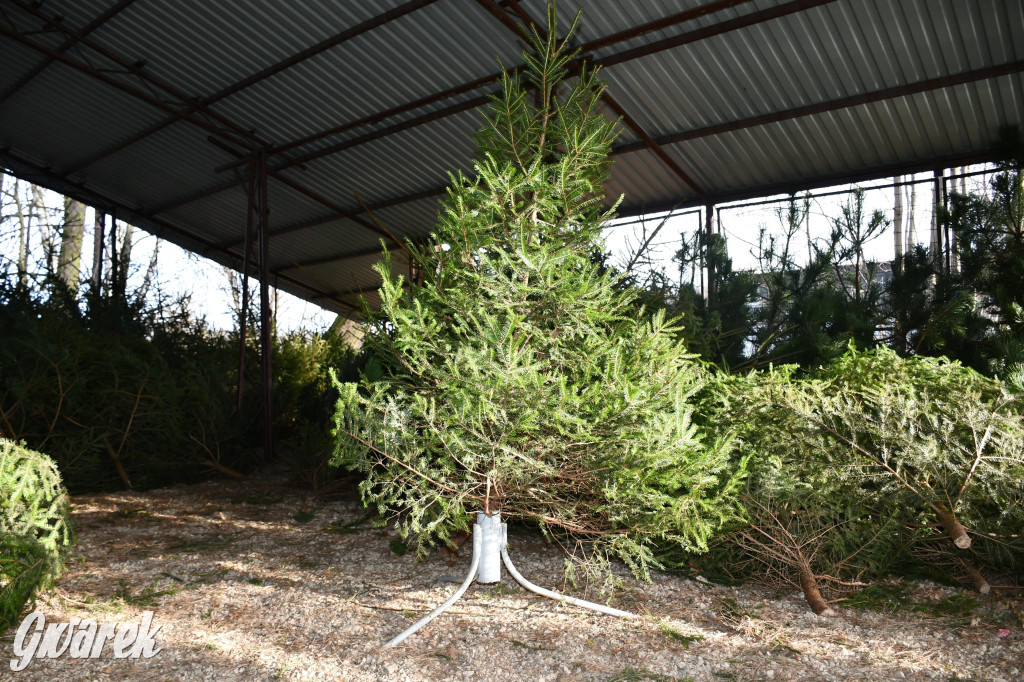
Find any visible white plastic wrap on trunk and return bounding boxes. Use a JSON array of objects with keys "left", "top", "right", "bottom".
[{"left": 476, "top": 512, "right": 503, "bottom": 584}]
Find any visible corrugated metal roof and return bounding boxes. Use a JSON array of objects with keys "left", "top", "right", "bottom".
[{"left": 1, "top": 0, "right": 1022, "bottom": 316}]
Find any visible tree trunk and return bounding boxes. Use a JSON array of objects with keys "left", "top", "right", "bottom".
[
  {"left": 136, "top": 237, "right": 159, "bottom": 303},
  {"left": 92, "top": 211, "right": 105, "bottom": 291},
  {"left": 935, "top": 504, "right": 971, "bottom": 549},
  {"left": 58, "top": 198, "right": 86, "bottom": 294},
  {"left": 797, "top": 559, "right": 835, "bottom": 616},
  {"left": 11, "top": 178, "right": 30, "bottom": 288},
  {"left": 119, "top": 220, "right": 134, "bottom": 287},
  {"left": 957, "top": 557, "right": 991, "bottom": 594}
]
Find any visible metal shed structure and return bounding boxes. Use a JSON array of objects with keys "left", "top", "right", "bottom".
[{"left": 1, "top": 0, "right": 1023, "bottom": 318}]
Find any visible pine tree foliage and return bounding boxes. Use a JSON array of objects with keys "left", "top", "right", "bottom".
[
  {"left": 685, "top": 346, "right": 1024, "bottom": 612},
  {"left": 687, "top": 367, "right": 913, "bottom": 612},
  {"left": 332, "top": 10, "right": 745, "bottom": 583},
  {"left": 804, "top": 347, "right": 1024, "bottom": 567},
  {"left": 1, "top": 439, "right": 74, "bottom": 629}
]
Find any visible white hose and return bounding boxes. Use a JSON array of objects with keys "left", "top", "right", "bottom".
[
  {"left": 500, "top": 530, "right": 639, "bottom": 620},
  {"left": 383, "top": 530, "right": 481, "bottom": 648}
]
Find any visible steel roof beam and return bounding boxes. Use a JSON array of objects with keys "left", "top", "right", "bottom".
[
  {"left": 265, "top": 57, "right": 1024, "bottom": 273},
  {"left": 0, "top": 0, "right": 138, "bottom": 106},
  {"left": 183, "top": 0, "right": 810, "bottom": 226},
  {"left": 2, "top": 0, "right": 270, "bottom": 151},
  {"left": 61, "top": 0, "right": 439, "bottom": 176},
  {"left": 576, "top": 0, "right": 752, "bottom": 54},
  {"left": 153, "top": 92, "right": 490, "bottom": 216},
  {"left": 274, "top": 245, "right": 393, "bottom": 272},
  {"left": 611, "top": 59, "right": 1024, "bottom": 155},
  {"left": 262, "top": 0, "right": 835, "bottom": 173},
  {"left": 616, "top": 151, "right": 996, "bottom": 220},
  {"left": 600, "top": 92, "right": 707, "bottom": 200},
  {"left": 214, "top": 0, "right": 772, "bottom": 175},
  {"left": 5, "top": 0, "right": 372, "bottom": 239},
  {"left": 224, "top": 185, "right": 448, "bottom": 252}
]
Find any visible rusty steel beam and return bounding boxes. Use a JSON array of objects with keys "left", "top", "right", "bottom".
[
  {"left": 310, "top": 278, "right": 413, "bottom": 302},
  {"left": 256, "top": 150, "right": 274, "bottom": 463},
  {"left": 601, "top": 92, "right": 707, "bottom": 199},
  {"left": 332, "top": 282, "right": 390, "bottom": 298},
  {"left": 216, "top": 0, "right": 768, "bottom": 175},
  {"left": 473, "top": 0, "right": 529, "bottom": 38},
  {"left": 150, "top": 135, "right": 401, "bottom": 248},
  {"left": 249, "top": 93, "right": 492, "bottom": 174},
  {"left": 611, "top": 59, "right": 1024, "bottom": 155},
  {"left": 61, "top": 0, "right": 438, "bottom": 176},
  {"left": 236, "top": 159, "right": 257, "bottom": 410},
  {"left": 580, "top": 0, "right": 752, "bottom": 54},
  {"left": 596, "top": 0, "right": 836, "bottom": 69},
  {"left": 254, "top": 50, "right": 1022, "bottom": 268},
  {"left": 270, "top": 173, "right": 395, "bottom": 243},
  {"left": 275, "top": 245, "right": 395, "bottom": 273},
  {"left": 0, "top": 22, "right": 259, "bottom": 153},
  {"left": 161, "top": 94, "right": 489, "bottom": 215},
  {"left": 0, "top": 0, "right": 138, "bottom": 105},
  {"left": 225, "top": 185, "right": 448, "bottom": 252},
  {"left": 3, "top": 0, "right": 271, "bottom": 151},
  {"left": 164, "top": 0, "right": 829, "bottom": 227},
  {"left": 260, "top": 0, "right": 837, "bottom": 171},
  {"left": 617, "top": 150, "right": 996, "bottom": 220}
]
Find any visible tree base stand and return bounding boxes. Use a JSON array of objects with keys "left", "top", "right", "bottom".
[{"left": 384, "top": 512, "right": 639, "bottom": 647}]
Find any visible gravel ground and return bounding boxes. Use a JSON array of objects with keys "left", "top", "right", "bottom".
[{"left": 4, "top": 472, "right": 1022, "bottom": 681}]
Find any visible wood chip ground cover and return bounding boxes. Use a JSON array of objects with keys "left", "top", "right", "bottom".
[{"left": 3, "top": 472, "right": 1021, "bottom": 681}]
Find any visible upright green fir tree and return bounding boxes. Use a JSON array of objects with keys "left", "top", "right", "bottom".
[{"left": 332, "top": 8, "right": 744, "bottom": 584}]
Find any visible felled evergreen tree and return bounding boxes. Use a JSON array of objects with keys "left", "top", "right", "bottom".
[
  {"left": 1, "top": 439, "right": 74, "bottom": 629},
  {"left": 333, "top": 9, "right": 744, "bottom": 583}
]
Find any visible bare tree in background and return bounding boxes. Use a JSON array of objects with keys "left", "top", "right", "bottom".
[
  {"left": 58, "top": 198, "right": 85, "bottom": 295},
  {"left": 1, "top": 174, "right": 59, "bottom": 288}
]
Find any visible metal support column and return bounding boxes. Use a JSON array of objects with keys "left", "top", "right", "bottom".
[
  {"left": 236, "top": 159, "right": 258, "bottom": 410},
  {"left": 931, "top": 170, "right": 943, "bottom": 269},
  {"left": 893, "top": 176, "right": 904, "bottom": 261},
  {"left": 257, "top": 150, "right": 274, "bottom": 462},
  {"left": 705, "top": 202, "right": 716, "bottom": 307},
  {"left": 941, "top": 173, "right": 951, "bottom": 275}
]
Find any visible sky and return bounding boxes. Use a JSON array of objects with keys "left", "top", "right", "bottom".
[{"left": 2, "top": 165, "right": 996, "bottom": 333}]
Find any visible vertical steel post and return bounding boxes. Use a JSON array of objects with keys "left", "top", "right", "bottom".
[
  {"left": 236, "top": 159, "right": 257, "bottom": 410},
  {"left": 257, "top": 150, "right": 274, "bottom": 462},
  {"left": 893, "top": 176, "right": 903, "bottom": 260},
  {"left": 109, "top": 208, "right": 119, "bottom": 296},
  {"left": 942, "top": 173, "right": 951, "bottom": 275},
  {"left": 931, "top": 170, "right": 943, "bottom": 268},
  {"left": 705, "top": 202, "right": 715, "bottom": 308}
]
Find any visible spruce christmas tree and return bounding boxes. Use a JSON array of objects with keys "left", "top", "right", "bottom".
[{"left": 333, "top": 8, "right": 744, "bottom": 584}]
